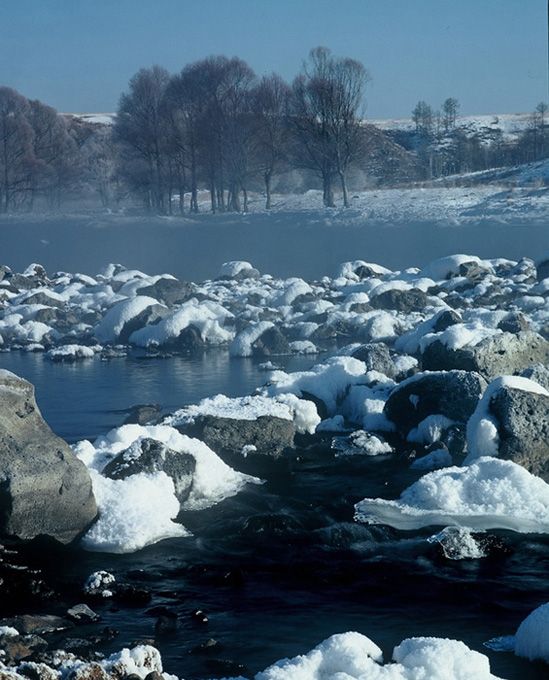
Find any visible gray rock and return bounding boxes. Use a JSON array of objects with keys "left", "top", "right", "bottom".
[
  {"left": 497, "top": 312, "right": 531, "bottom": 334},
  {"left": 421, "top": 331, "right": 549, "bottom": 380},
  {"left": 176, "top": 414, "right": 295, "bottom": 473},
  {"left": 0, "top": 371, "right": 97, "bottom": 543},
  {"left": 351, "top": 342, "right": 396, "bottom": 378},
  {"left": 102, "top": 438, "right": 195, "bottom": 503},
  {"left": 384, "top": 370, "right": 486, "bottom": 438},
  {"left": 458, "top": 260, "right": 493, "bottom": 283},
  {"left": 537, "top": 256, "right": 549, "bottom": 282},
  {"left": 369, "top": 288, "right": 428, "bottom": 313},
  {"left": 520, "top": 364, "right": 549, "bottom": 391},
  {"left": 137, "top": 278, "right": 196, "bottom": 306},
  {"left": 172, "top": 325, "right": 204, "bottom": 353},
  {"left": 432, "top": 309, "right": 463, "bottom": 333},
  {"left": 251, "top": 326, "right": 291, "bottom": 357},
  {"left": 488, "top": 384, "right": 549, "bottom": 481},
  {"left": 123, "top": 404, "right": 163, "bottom": 425},
  {"left": 120, "top": 304, "right": 168, "bottom": 344}
]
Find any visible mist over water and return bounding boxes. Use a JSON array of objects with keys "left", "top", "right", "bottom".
[{"left": 1, "top": 212, "right": 548, "bottom": 281}]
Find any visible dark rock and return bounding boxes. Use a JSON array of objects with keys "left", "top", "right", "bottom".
[
  {"left": 369, "top": 288, "right": 429, "bottom": 313},
  {"left": 458, "top": 260, "right": 492, "bottom": 283},
  {"left": 191, "top": 609, "right": 209, "bottom": 624},
  {"left": 172, "top": 325, "right": 204, "bottom": 353},
  {"left": 33, "top": 308, "right": 59, "bottom": 325},
  {"left": 1, "top": 614, "right": 73, "bottom": 635},
  {"left": 154, "top": 610, "right": 180, "bottom": 636},
  {"left": 384, "top": 370, "right": 486, "bottom": 438},
  {"left": 488, "top": 384, "right": 549, "bottom": 481},
  {"left": 432, "top": 309, "right": 463, "bottom": 333},
  {"left": 351, "top": 342, "right": 396, "bottom": 378},
  {"left": 497, "top": 312, "right": 531, "bottom": 334},
  {"left": 0, "top": 371, "right": 97, "bottom": 543},
  {"left": 0, "top": 634, "right": 48, "bottom": 664},
  {"left": 191, "top": 638, "right": 224, "bottom": 655},
  {"left": 177, "top": 414, "right": 295, "bottom": 473},
  {"left": 120, "top": 304, "right": 168, "bottom": 344},
  {"left": 123, "top": 404, "right": 163, "bottom": 426},
  {"left": 22, "top": 292, "right": 64, "bottom": 308},
  {"left": 536, "top": 256, "right": 549, "bottom": 282},
  {"left": 421, "top": 331, "right": 549, "bottom": 380},
  {"left": 137, "top": 278, "right": 195, "bottom": 306},
  {"left": 252, "top": 326, "right": 291, "bottom": 357},
  {"left": 103, "top": 438, "right": 195, "bottom": 504}
]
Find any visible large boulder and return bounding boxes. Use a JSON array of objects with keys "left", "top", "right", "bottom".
[
  {"left": 384, "top": 370, "right": 487, "bottom": 439},
  {"left": 421, "top": 331, "right": 549, "bottom": 380},
  {"left": 137, "top": 278, "right": 196, "bottom": 306},
  {"left": 0, "top": 370, "right": 97, "bottom": 543},
  {"left": 176, "top": 414, "right": 295, "bottom": 474},
  {"left": 369, "top": 288, "right": 429, "bottom": 313},
  {"left": 485, "top": 382, "right": 549, "bottom": 481},
  {"left": 351, "top": 342, "right": 396, "bottom": 379}
]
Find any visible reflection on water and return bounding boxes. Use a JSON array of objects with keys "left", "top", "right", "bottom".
[{"left": 0, "top": 350, "right": 318, "bottom": 442}]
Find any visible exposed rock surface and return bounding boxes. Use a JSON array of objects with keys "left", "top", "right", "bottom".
[
  {"left": 103, "top": 438, "right": 196, "bottom": 503},
  {"left": 0, "top": 370, "right": 97, "bottom": 543},
  {"left": 421, "top": 331, "right": 549, "bottom": 380},
  {"left": 384, "top": 370, "right": 487, "bottom": 438},
  {"left": 488, "top": 384, "right": 549, "bottom": 481},
  {"left": 137, "top": 277, "right": 196, "bottom": 305},
  {"left": 176, "top": 414, "right": 295, "bottom": 472},
  {"left": 350, "top": 342, "right": 396, "bottom": 378}
]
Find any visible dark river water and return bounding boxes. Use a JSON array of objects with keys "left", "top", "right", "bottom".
[{"left": 1, "top": 350, "right": 549, "bottom": 680}]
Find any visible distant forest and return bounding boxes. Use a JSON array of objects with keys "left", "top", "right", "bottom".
[{"left": 0, "top": 47, "right": 548, "bottom": 215}]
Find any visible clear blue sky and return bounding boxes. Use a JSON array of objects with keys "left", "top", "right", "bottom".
[{"left": 0, "top": 0, "right": 547, "bottom": 119}]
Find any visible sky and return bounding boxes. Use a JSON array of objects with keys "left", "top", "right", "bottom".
[{"left": 0, "top": 0, "right": 547, "bottom": 120}]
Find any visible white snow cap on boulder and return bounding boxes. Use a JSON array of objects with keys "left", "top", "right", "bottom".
[
  {"left": 255, "top": 631, "right": 502, "bottom": 680},
  {"left": 217, "top": 260, "right": 256, "bottom": 277},
  {"left": 515, "top": 601, "right": 549, "bottom": 663}
]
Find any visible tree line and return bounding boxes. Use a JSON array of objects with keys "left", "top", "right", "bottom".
[
  {"left": 399, "top": 98, "right": 549, "bottom": 179},
  {"left": 113, "top": 47, "right": 370, "bottom": 214},
  {"left": 1, "top": 48, "right": 548, "bottom": 214}
]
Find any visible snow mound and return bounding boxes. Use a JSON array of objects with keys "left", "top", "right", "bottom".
[
  {"left": 515, "top": 602, "right": 549, "bottom": 663},
  {"left": 74, "top": 423, "right": 259, "bottom": 553},
  {"left": 355, "top": 457, "right": 549, "bottom": 533},
  {"left": 255, "top": 632, "right": 502, "bottom": 680}
]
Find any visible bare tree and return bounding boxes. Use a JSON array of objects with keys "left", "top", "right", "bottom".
[
  {"left": 412, "top": 100, "right": 434, "bottom": 136},
  {"left": 442, "top": 98, "right": 459, "bottom": 132},
  {"left": 114, "top": 65, "right": 172, "bottom": 214},
  {"left": 27, "top": 99, "right": 79, "bottom": 208},
  {"left": 291, "top": 47, "right": 370, "bottom": 207},
  {"left": 0, "top": 87, "right": 34, "bottom": 213},
  {"left": 250, "top": 73, "right": 292, "bottom": 209}
]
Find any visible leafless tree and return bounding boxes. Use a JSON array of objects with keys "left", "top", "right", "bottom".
[
  {"left": 291, "top": 47, "right": 370, "bottom": 207},
  {"left": 27, "top": 99, "right": 79, "bottom": 208},
  {"left": 442, "top": 97, "right": 460, "bottom": 132},
  {"left": 0, "top": 87, "right": 34, "bottom": 213},
  {"left": 114, "top": 65, "right": 172, "bottom": 214},
  {"left": 251, "top": 73, "right": 292, "bottom": 209}
]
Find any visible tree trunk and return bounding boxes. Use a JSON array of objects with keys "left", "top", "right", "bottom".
[
  {"left": 323, "top": 175, "right": 335, "bottom": 207},
  {"left": 264, "top": 171, "right": 272, "bottom": 209},
  {"left": 339, "top": 170, "right": 349, "bottom": 208},
  {"left": 242, "top": 184, "right": 248, "bottom": 212}
]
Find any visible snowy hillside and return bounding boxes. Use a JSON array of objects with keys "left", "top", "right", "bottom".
[{"left": 370, "top": 112, "right": 534, "bottom": 143}]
